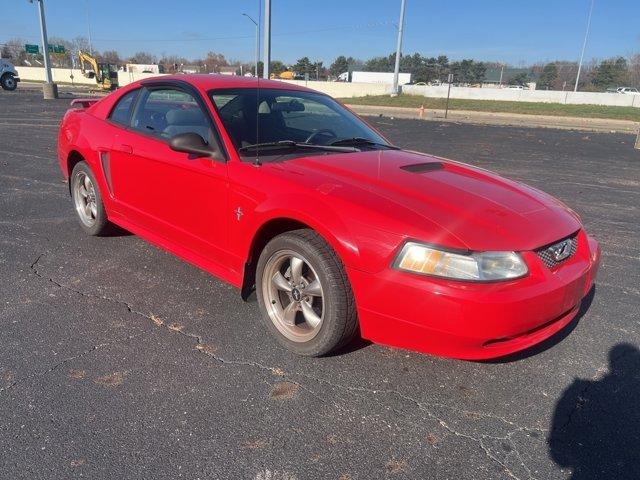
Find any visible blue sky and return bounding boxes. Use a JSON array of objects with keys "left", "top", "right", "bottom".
[{"left": 4, "top": 0, "right": 639, "bottom": 65}]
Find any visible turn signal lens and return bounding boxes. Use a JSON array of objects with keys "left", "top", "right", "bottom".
[{"left": 395, "top": 242, "right": 528, "bottom": 281}]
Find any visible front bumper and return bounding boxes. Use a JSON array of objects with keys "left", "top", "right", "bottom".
[{"left": 348, "top": 230, "right": 600, "bottom": 360}]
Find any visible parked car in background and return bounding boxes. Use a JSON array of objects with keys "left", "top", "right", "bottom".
[
  {"left": 617, "top": 87, "right": 639, "bottom": 94},
  {"left": 56, "top": 75, "right": 600, "bottom": 360},
  {"left": 0, "top": 59, "right": 20, "bottom": 91}
]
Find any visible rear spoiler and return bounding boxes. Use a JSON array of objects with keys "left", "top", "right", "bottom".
[{"left": 70, "top": 98, "right": 100, "bottom": 108}]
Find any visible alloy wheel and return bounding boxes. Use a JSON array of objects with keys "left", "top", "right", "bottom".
[
  {"left": 261, "top": 249, "right": 325, "bottom": 343},
  {"left": 73, "top": 171, "right": 98, "bottom": 227}
]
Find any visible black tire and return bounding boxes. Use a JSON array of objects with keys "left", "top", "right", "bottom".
[
  {"left": 1, "top": 74, "right": 17, "bottom": 91},
  {"left": 256, "top": 229, "right": 358, "bottom": 356},
  {"left": 70, "top": 162, "right": 111, "bottom": 236}
]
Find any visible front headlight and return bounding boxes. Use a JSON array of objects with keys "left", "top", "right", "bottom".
[{"left": 394, "top": 242, "right": 528, "bottom": 281}]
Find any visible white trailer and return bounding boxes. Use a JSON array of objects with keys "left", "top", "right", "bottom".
[
  {"left": 342, "top": 71, "right": 411, "bottom": 85},
  {"left": 126, "top": 63, "right": 161, "bottom": 74}
]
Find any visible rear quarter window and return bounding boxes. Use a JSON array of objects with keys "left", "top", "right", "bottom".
[{"left": 109, "top": 89, "right": 139, "bottom": 126}]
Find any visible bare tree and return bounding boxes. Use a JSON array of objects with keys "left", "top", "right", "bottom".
[
  {"left": 100, "top": 50, "right": 121, "bottom": 65},
  {"left": 629, "top": 53, "right": 640, "bottom": 88},
  {"left": 1, "top": 38, "right": 29, "bottom": 65},
  {"left": 553, "top": 61, "right": 580, "bottom": 90},
  {"left": 70, "top": 36, "right": 93, "bottom": 55},
  {"left": 158, "top": 54, "right": 189, "bottom": 72},
  {"left": 128, "top": 51, "right": 157, "bottom": 64},
  {"left": 203, "top": 51, "right": 228, "bottom": 73}
]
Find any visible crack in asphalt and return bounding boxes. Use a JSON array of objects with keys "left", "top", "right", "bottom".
[
  {"left": 28, "top": 252, "right": 540, "bottom": 479},
  {"left": 0, "top": 342, "right": 107, "bottom": 395},
  {"left": 0, "top": 150, "right": 58, "bottom": 162}
]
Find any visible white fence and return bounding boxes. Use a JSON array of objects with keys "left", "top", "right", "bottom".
[
  {"left": 280, "top": 80, "right": 392, "bottom": 98},
  {"left": 15, "top": 67, "right": 391, "bottom": 97},
  {"left": 15, "top": 67, "right": 638, "bottom": 108},
  {"left": 402, "top": 84, "right": 640, "bottom": 108}
]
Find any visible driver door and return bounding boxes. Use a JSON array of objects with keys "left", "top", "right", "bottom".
[{"left": 108, "top": 86, "right": 230, "bottom": 268}]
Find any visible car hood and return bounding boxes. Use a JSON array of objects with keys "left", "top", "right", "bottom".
[{"left": 274, "top": 149, "right": 581, "bottom": 252}]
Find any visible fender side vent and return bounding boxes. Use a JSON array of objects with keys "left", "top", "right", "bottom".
[{"left": 400, "top": 162, "right": 444, "bottom": 173}]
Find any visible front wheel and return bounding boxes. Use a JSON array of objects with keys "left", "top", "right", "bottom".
[
  {"left": 1, "top": 74, "right": 17, "bottom": 91},
  {"left": 256, "top": 229, "right": 358, "bottom": 357}
]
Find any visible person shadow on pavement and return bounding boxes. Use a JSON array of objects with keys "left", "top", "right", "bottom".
[{"left": 548, "top": 343, "right": 640, "bottom": 480}]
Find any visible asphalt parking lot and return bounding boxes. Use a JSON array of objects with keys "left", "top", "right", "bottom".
[{"left": 1, "top": 88, "right": 639, "bottom": 480}]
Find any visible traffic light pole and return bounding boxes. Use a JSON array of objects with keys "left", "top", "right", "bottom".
[{"left": 34, "top": 0, "right": 58, "bottom": 99}]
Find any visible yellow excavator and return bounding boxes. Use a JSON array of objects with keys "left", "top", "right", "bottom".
[
  {"left": 78, "top": 50, "right": 119, "bottom": 91},
  {"left": 270, "top": 71, "right": 296, "bottom": 80}
]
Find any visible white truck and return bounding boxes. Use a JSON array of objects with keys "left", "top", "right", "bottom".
[
  {"left": 126, "top": 63, "right": 162, "bottom": 74},
  {"left": 0, "top": 59, "right": 20, "bottom": 91},
  {"left": 338, "top": 71, "right": 412, "bottom": 85}
]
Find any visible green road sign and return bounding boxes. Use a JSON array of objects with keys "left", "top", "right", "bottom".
[
  {"left": 47, "top": 44, "right": 66, "bottom": 54},
  {"left": 25, "top": 44, "right": 39, "bottom": 54}
]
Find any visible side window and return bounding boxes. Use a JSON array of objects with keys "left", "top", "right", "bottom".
[
  {"left": 109, "top": 89, "right": 139, "bottom": 126},
  {"left": 131, "top": 88, "right": 212, "bottom": 141}
]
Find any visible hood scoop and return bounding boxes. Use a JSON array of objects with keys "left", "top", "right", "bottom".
[{"left": 400, "top": 162, "right": 444, "bottom": 173}]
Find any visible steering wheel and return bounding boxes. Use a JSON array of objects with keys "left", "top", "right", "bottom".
[
  {"left": 305, "top": 128, "right": 337, "bottom": 144},
  {"left": 150, "top": 111, "right": 166, "bottom": 124}
]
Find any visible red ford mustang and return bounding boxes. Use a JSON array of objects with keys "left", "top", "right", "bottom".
[{"left": 57, "top": 75, "right": 600, "bottom": 359}]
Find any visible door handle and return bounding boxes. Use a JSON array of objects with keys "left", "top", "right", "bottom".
[{"left": 116, "top": 144, "right": 133, "bottom": 154}]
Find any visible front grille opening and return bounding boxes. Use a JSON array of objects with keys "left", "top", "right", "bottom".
[{"left": 535, "top": 234, "right": 579, "bottom": 269}]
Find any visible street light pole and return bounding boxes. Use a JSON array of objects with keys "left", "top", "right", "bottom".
[
  {"left": 262, "top": 0, "right": 271, "bottom": 79},
  {"left": 242, "top": 13, "right": 259, "bottom": 77},
  {"left": 392, "top": 0, "right": 407, "bottom": 96},
  {"left": 574, "top": 0, "right": 595, "bottom": 92},
  {"left": 86, "top": 0, "right": 93, "bottom": 55},
  {"left": 31, "top": 0, "right": 58, "bottom": 99}
]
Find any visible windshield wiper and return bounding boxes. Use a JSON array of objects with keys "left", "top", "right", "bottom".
[
  {"left": 329, "top": 137, "right": 400, "bottom": 149},
  {"left": 238, "top": 140, "right": 357, "bottom": 154}
]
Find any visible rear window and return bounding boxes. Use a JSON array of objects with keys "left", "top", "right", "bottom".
[{"left": 109, "top": 89, "right": 139, "bottom": 126}]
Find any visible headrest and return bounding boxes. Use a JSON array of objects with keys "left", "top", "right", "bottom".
[{"left": 166, "top": 108, "right": 205, "bottom": 125}]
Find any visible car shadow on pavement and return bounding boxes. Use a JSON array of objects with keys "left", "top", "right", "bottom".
[
  {"left": 102, "top": 224, "right": 133, "bottom": 237},
  {"left": 325, "top": 335, "right": 372, "bottom": 357},
  {"left": 548, "top": 343, "right": 640, "bottom": 479},
  {"left": 483, "top": 286, "right": 596, "bottom": 364}
]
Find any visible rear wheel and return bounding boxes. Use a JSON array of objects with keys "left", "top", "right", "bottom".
[
  {"left": 256, "top": 229, "right": 358, "bottom": 356},
  {"left": 1, "top": 74, "right": 17, "bottom": 91},
  {"left": 71, "top": 162, "right": 110, "bottom": 235}
]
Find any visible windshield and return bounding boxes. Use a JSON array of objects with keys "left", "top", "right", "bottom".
[{"left": 209, "top": 88, "right": 391, "bottom": 157}]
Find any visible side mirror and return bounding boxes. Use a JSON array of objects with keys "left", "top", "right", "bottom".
[{"left": 169, "top": 132, "right": 218, "bottom": 158}]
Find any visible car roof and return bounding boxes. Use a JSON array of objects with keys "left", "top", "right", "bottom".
[{"left": 138, "top": 73, "right": 316, "bottom": 93}]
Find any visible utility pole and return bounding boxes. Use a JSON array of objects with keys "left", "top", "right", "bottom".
[
  {"left": 242, "top": 13, "right": 259, "bottom": 77},
  {"left": 574, "top": 0, "right": 595, "bottom": 92},
  {"left": 262, "top": 0, "right": 271, "bottom": 79},
  {"left": 31, "top": 0, "right": 58, "bottom": 99},
  {"left": 392, "top": 0, "right": 407, "bottom": 96},
  {"left": 499, "top": 64, "right": 504, "bottom": 86}
]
